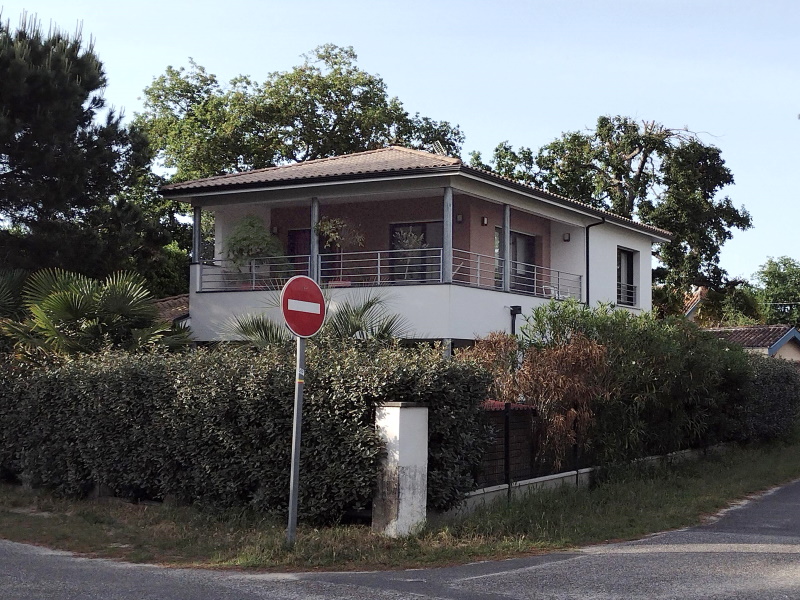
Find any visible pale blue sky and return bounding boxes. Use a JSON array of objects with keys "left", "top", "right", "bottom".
[{"left": 2, "top": 0, "right": 798, "bottom": 281}]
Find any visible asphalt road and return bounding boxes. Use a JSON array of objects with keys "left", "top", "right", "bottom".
[{"left": 2, "top": 479, "right": 800, "bottom": 600}]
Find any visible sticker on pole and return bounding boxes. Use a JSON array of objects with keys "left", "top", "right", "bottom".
[{"left": 280, "top": 276, "right": 326, "bottom": 338}]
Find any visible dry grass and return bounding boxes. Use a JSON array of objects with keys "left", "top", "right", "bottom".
[{"left": 2, "top": 440, "right": 800, "bottom": 571}]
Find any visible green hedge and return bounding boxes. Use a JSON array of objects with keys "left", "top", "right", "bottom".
[
  {"left": 0, "top": 342, "right": 490, "bottom": 521},
  {"left": 520, "top": 301, "right": 799, "bottom": 464},
  {"left": 738, "top": 353, "right": 800, "bottom": 443}
]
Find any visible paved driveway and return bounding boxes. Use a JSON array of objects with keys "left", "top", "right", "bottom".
[{"left": 2, "top": 479, "right": 800, "bottom": 599}]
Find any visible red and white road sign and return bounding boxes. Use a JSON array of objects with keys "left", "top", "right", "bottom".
[{"left": 280, "top": 276, "right": 326, "bottom": 338}]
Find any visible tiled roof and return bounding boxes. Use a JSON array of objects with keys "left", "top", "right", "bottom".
[
  {"left": 153, "top": 294, "right": 189, "bottom": 323},
  {"left": 160, "top": 146, "right": 671, "bottom": 240},
  {"left": 705, "top": 324, "right": 795, "bottom": 349},
  {"left": 160, "top": 146, "right": 462, "bottom": 192}
]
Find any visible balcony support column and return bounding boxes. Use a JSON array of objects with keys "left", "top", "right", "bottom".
[
  {"left": 310, "top": 197, "right": 320, "bottom": 282},
  {"left": 442, "top": 187, "right": 453, "bottom": 283},
  {"left": 502, "top": 204, "right": 511, "bottom": 292},
  {"left": 192, "top": 206, "right": 202, "bottom": 263}
]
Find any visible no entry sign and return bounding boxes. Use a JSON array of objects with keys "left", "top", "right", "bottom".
[
  {"left": 281, "top": 275, "right": 325, "bottom": 545},
  {"left": 280, "top": 276, "right": 325, "bottom": 338}
]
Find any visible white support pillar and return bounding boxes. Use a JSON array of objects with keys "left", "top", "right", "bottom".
[
  {"left": 192, "top": 205, "right": 202, "bottom": 263},
  {"left": 442, "top": 187, "right": 453, "bottom": 283},
  {"left": 310, "top": 197, "right": 320, "bottom": 282},
  {"left": 502, "top": 204, "right": 511, "bottom": 292},
  {"left": 372, "top": 402, "right": 428, "bottom": 537}
]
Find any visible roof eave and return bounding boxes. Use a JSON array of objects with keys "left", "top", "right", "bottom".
[{"left": 160, "top": 162, "right": 673, "bottom": 241}]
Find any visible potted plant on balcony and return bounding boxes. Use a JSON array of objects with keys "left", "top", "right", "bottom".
[
  {"left": 314, "top": 216, "right": 365, "bottom": 285},
  {"left": 392, "top": 228, "right": 429, "bottom": 282},
  {"left": 224, "top": 216, "right": 289, "bottom": 289}
]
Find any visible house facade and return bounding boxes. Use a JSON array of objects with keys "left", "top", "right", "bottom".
[{"left": 160, "top": 147, "right": 671, "bottom": 343}]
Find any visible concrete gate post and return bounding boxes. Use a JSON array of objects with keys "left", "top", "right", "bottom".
[{"left": 372, "top": 402, "right": 428, "bottom": 537}]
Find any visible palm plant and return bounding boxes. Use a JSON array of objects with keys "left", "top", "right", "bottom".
[
  {"left": 0, "top": 269, "right": 28, "bottom": 320},
  {"left": 229, "top": 291, "right": 410, "bottom": 346},
  {"left": 0, "top": 269, "right": 192, "bottom": 356}
]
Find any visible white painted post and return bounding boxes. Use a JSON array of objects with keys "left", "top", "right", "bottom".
[
  {"left": 442, "top": 187, "right": 453, "bottom": 283},
  {"left": 372, "top": 402, "right": 428, "bottom": 537}
]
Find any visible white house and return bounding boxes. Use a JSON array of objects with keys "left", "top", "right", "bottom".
[{"left": 160, "top": 146, "right": 671, "bottom": 344}]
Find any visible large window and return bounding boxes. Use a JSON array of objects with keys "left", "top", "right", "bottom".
[
  {"left": 495, "top": 228, "right": 538, "bottom": 293},
  {"left": 389, "top": 221, "right": 443, "bottom": 282},
  {"left": 617, "top": 248, "right": 637, "bottom": 306}
]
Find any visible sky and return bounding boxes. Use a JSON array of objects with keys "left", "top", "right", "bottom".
[{"left": 2, "top": 0, "right": 798, "bottom": 281}]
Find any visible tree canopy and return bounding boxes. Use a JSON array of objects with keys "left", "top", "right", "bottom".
[
  {"left": 471, "top": 116, "right": 752, "bottom": 291},
  {"left": 755, "top": 256, "right": 800, "bottom": 327},
  {"left": 0, "top": 14, "right": 186, "bottom": 296},
  {"left": 137, "top": 44, "right": 465, "bottom": 182}
]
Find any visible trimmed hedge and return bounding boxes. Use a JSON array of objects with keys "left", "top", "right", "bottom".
[
  {"left": 739, "top": 353, "right": 800, "bottom": 443},
  {"left": 0, "top": 342, "right": 491, "bottom": 521}
]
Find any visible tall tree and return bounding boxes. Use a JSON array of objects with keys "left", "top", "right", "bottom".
[
  {"left": 755, "top": 256, "right": 800, "bottom": 327},
  {"left": 471, "top": 116, "right": 752, "bottom": 291},
  {"left": 137, "top": 44, "right": 465, "bottom": 182},
  {"left": 0, "top": 14, "right": 185, "bottom": 296}
]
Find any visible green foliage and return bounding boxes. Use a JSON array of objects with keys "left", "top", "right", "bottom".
[
  {"left": 224, "top": 216, "right": 284, "bottom": 267},
  {"left": 692, "top": 282, "right": 764, "bottom": 327},
  {"left": 0, "top": 343, "right": 491, "bottom": 519},
  {"left": 0, "top": 269, "right": 191, "bottom": 356},
  {"left": 738, "top": 354, "right": 800, "bottom": 442},
  {"left": 755, "top": 256, "right": 800, "bottom": 327},
  {"left": 230, "top": 292, "right": 411, "bottom": 344},
  {"left": 137, "top": 45, "right": 464, "bottom": 181},
  {"left": 314, "top": 216, "right": 365, "bottom": 252},
  {"left": 472, "top": 116, "right": 752, "bottom": 291},
  {"left": 0, "top": 14, "right": 187, "bottom": 294},
  {"left": 519, "top": 300, "right": 754, "bottom": 463}
]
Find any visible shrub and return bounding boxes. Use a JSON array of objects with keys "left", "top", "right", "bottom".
[
  {"left": 517, "top": 301, "right": 754, "bottom": 463},
  {"left": 0, "top": 342, "right": 491, "bottom": 520},
  {"left": 738, "top": 354, "right": 800, "bottom": 442}
]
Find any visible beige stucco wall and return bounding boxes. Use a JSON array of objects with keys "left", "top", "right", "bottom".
[{"left": 775, "top": 340, "right": 800, "bottom": 362}]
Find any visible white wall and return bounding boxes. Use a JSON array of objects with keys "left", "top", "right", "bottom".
[
  {"left": 188, "top": 283, "right": 554, "bottom": 341},
  {"left": 588, "top": 224, "right": 653, "bottom": 312},
  {"left": 549, "top": 222, "right": 586, "bottom": 301}
]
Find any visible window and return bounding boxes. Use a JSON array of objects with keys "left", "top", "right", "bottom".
[
  {"left": 389, "top": 221, "right": 443, "bottom": 282},
  {"left": 496, "top": 228, "right": 538, "bottom": 293},
  {"left": 617, "top": 248, "right": 637, "bottom": 306}
]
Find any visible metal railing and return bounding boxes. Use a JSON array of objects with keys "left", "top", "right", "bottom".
[
  {"left": 508, "top": 259, "right": 582, "bottom": 300},
  {"left": 319, "top": 248, "right": 443, "bottom": 286},
  {"left": 452, "top": 249, "right": 503, "bottom": 289},
  {"left": 617, "top": 282, "right": 637, "bottom": 306},
  {"left": 197, "top": 248, "right": 582, "bottom": 301},
  {"left": 199, "top": 255, "right": 310, "bottom": 291}
]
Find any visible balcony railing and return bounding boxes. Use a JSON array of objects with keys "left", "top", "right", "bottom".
[
  {"left": 617, "top": 282, "right": 637, "bottom": 306},
  {"left": 198, "top": 255, "right": 310, "bottom": 291},
  {"left": 197, "top": 248, "right": 582, "bottom": 301},
  {"left": 319, "top": 248, "right": 443, "bottom": 285}
]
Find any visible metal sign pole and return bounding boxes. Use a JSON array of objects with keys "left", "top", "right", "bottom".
[{"left": 286, "top": 335, "right": 305, "bottom": 545}]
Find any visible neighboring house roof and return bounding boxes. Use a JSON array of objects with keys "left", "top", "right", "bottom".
[
  {"left": 684, "top": 286, "right": 709, "bottom": 319},
  {"left": 705, "top": 324, "right": 800, "bottom": 356},
  {"left": 153, "top": 294, "right": 190, "bottom": 324},
  {"left": 160, "top": 146, "right": 672, "bottom": 241}
]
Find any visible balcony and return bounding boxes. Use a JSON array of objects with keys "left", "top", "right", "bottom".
[
  {"left": 197, "top": 248, "right": 582, "bottom": 301},
  {"left": 617, "top": 282, "right": 637, "bottom": 306}
]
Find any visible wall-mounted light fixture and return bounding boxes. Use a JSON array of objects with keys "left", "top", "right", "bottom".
[
  {"left": 562, "top": 232, "right": 571, "bottom": 242},
  {"left": 456, "top": 213, "right": 463, "bottom": 223},
  {"left": 271, "top": 226, "right": 279, "bottom": 235},
  {"left": 481, "top": 217, "right": 489, "bottom": 226}
]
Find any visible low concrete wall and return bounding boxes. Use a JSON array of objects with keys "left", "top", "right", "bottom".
[{"left": 432, "top": 446, "right": 718, "bottom": 524}]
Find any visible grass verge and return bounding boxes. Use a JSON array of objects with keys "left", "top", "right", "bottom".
[{"left": 2, "top": 441, "right": 800, "bottom": 571}]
